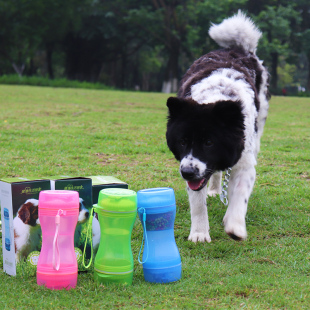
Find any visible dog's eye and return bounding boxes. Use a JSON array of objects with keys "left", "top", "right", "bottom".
[
  {"left": 204, "top": 139, "right": 213, "bottom": 147},
  {"left": 180, "top": 138, "right": 187, "bottom": 146}
]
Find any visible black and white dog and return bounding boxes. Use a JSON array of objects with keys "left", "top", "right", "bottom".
[{"left": 166, "top": 12, "right": 269, "bottom": 242}]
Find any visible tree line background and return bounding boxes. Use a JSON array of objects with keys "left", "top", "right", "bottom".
[{"left": 1, "top": 0, "right": 309, "bottom": 94}]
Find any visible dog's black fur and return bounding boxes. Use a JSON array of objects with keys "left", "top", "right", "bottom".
[{"left": 166, "top": 97, "right": 245, "bottom": 176}]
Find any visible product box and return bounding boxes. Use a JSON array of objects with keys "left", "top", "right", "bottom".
[
  {"left": 88, "top": 175, "right": 128, "bottom": 204},
  {"left": 0, "top": 177, "right": 51, "bottom": 276},
  {"left": 49, "top": 176, "right": 92, "bottom": 257}
]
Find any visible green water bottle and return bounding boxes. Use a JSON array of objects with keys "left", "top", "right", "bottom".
[{"left": 83, "top": 188, "right": 137, "bottom": 285}]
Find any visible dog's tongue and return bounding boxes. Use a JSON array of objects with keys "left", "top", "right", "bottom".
[{"left": 187, "top": 179, "right": 205, "bottom": 191}]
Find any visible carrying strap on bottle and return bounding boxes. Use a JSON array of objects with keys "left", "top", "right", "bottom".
[
  {"left": 53, "top": 209, "right": 66, "bottom": 271},
  {"left": 138, "top": 207, "right": 148, "bottom": 265},
  {"left": 82, "top": 207, "right": 94, "bottom": 269}
]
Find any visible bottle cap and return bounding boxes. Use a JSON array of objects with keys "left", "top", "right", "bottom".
[
  {"left": 137, "top": 187, "right": 176, "bottom": 214},
  {"left": 96, "top": 188, "right": 137, "bottom": 212},
  {"left": 39, "top": 190, "right": 79, "bottom": 210}
]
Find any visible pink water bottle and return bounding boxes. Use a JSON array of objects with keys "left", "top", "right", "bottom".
[{"left": 37, "top": 190, "right": 79, "bottom": 290}]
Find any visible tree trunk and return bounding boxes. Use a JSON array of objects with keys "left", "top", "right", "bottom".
[
  {"left": 12, "top": 63, "right": 25, "bottom": 77},
  {"left": 307, "top": 53, "right": 310, "bottom": 91},
  {"left": 120, "top": 52, "right": 127, "bottom": 89},
  {"left": 46, "top": 43, "right": 54, "bottom": 79},
  {"left": 162, "top": 45, "right": 179, "bottom": 94},
  {"left": 270, "top": 52, "right": 278, "bottom": 90}
]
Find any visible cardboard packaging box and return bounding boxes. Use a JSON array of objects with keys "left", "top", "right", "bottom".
[
  {"left": 0, "top": 177, "right": 51, "bottom": 276},
  {"left": 49, "top": 176, "right": 92, "bottom": 256},
  {"left": 88, "top": 176, "right": 128, "bottom": 204}
]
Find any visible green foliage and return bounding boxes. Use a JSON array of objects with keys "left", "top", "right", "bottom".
[
  {"left": 0, "top": 75, "right": 113, "bottom": 90},
  {"left": 277, "top": 62, "right": 296, "bottom": 88},
  {"left": 254, "top": 5, "right": 302, "bottom": 89},
  {"left": 0, "top": 0, "right": 310, "bottom": 90},
  {"left": 255, "top": 5, "right": 301, "bottom": 54},
  {"left": 0, "top": 87, "right": 309, "bottom": 308}
]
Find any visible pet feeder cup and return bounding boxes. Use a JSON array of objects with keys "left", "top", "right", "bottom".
[
  {"left": 37, "top": 190, "right": 79, "bottom": 290},
  {"left": 92, "top": 188, "right": 137, "bottom": 285},
  {"left": 137, "top": 187, "right": 182, "bottom": 283}
]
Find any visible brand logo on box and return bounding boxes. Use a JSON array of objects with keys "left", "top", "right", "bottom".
[
  {"left": 5, "top": 258, "right": 13, "bottom": 267},
  {"left": 21, "top": 187, "right": 42, "bottom": 195},
  {"left": 64, "top": 184, "right": 84, "bottom": 191}
]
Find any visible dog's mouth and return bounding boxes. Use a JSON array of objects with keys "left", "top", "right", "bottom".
[
  {"left": 187, "top": 171, "right": 213, "bottom": 191},
  {"left": 187, "top": 178, "right": 208, "bottom": 191}
]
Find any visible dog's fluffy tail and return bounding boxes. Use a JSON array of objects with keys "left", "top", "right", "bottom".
[{"left": 208, "top": 11, "right": 262, "bottom": 53}]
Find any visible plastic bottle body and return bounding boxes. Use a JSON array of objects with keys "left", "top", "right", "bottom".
[
  {"left": 37, "top": 191, "right": 79, "bottom": 290},
  {"left": 138, "top": 188, "right": 182, "bottom": 283},
  {"left": 94, "top": 210, "right": 136, "bottom": 284},
  {"left": 142, "top": 229, "right": 181, "bottom": 283}
]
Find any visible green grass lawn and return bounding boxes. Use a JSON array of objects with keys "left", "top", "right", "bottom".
[{"left": 0, "top": 85, "right": 309, "bottom": 309}]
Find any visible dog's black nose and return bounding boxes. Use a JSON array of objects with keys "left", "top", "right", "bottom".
[{"left": 181, "top": 166, "right": 196, "bottom": 180}]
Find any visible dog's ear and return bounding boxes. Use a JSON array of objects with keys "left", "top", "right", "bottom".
[
  {"left": 18, "top": 205, "right": 30, "bottom": 224},
  {"left": 212, "top": 100, "right": 245, "bottom": 129},
  {"left": 167, "top": 97, "right": 192, "bottom": 120},
  {"left": 167, "top": 97, "right": 182, "bottom": 119}
]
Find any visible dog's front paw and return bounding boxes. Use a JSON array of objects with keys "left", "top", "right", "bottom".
[
  {"left": 188, "top": 232, "right": 211, "bottom": 243},
  {"left": 223, "top": 217, "right": 247, "bottom": 241}
]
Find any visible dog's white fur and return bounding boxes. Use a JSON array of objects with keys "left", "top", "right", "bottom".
[
  {"left": 208, "top": 11, "right": 262, "bottom": 53},
  {"left": 186, "top": 12, "right": 269, "bottom": 243},
  {"left": 180, "top": 153, "right": 208, "bottom": 181}
]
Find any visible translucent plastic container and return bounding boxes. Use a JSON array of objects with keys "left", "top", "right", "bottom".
[
  {"left": 93, "top": 188, "right": 137, "bottom": 285},
  {"left": 37, "top": 190, "right": 79, "bottom": 290},
  {"left": 137, "top": 188, "right": 182, "bottom": 283},
  {"left": 3, "top": 208, "right": 11, "bottom": 251}
]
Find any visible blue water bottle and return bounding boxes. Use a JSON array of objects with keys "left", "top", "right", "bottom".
[
  {"left": 137, "top": 188, "right": 181, "bottom": 283},
  {"left": 3, "top": 208, "right": 11, "bottom": 251}
]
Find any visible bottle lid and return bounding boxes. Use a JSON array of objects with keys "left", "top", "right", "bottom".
[
  {"left": 96, "top": 188, "right": 137, "bottom": 212},
  {"left": 39, "top": 190, "right": 79, "bottom": 210},
  {"left": 137, "top": 187, "right": 176, "bottom": 214}
]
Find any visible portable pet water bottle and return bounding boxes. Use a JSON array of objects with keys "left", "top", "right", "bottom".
[
  {"left": 3, "top": 208, "right": 11, "bottom": 251},
  {"left": 83, "top": 188, "right": 137, "bottom": 285},
  {"left": 137, "top": 187, "right": 182, "bottom": 283},
  {"left": 37, "top": 190, "right": 79, "bottom": 290}
]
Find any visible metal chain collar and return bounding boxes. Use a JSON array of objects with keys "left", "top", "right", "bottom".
[{"left": 220, "top": 168, "right": 232, "bottom": 206}]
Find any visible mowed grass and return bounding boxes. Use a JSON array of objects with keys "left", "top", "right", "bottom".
[{"left": 0, "top": 85, "right": 309, "bottom": 309}]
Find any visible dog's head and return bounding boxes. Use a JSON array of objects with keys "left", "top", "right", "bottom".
[
  {"left": 17, "top": 199, "right": 39, "bottom": 226},
  {"left": 78, "top": 198, "right": 89, "bottom": 224},
  {"left": 166, "top": 97, "right": 245, "bottom": 191}
]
